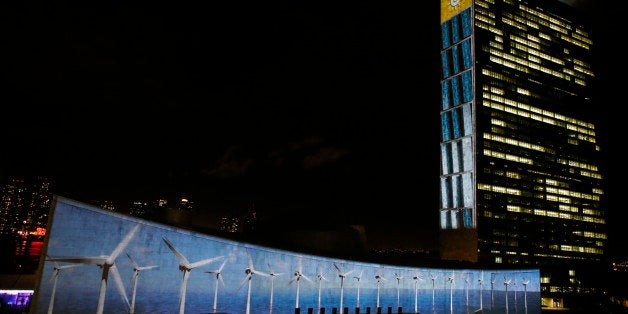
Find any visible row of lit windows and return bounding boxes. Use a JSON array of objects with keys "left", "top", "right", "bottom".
[
  {"left": 480, "top": 183, "right": 603, "bottom": 218},
  {"left": 519, "top": 5, "right": 572, "bottom": 33},
  {"left": 484, "top": 132, "right": 546, "bottom": 152},
  {"left": 487, "top": 49, "right": 582, "bottom": 84},
  {"left": 501, "top": 205, "right": 604, "bottom": 223},
  {"left": 482, "top": 96, "right": 596, "bottom": 139},
  {"left": 557, "top": 158, "right": 599, "bottom": 172},
  {"left": 488, "top": 169, "right": 603, "bottom": 209},
  {"left": 477, "top": 2, "right": 592, "bottom": 50},
  {"left": 487, "top": 129, "right": 602, "bottom": 177},
  {"left": 510, "top": 36, "right": 565, "bottom": 66}
]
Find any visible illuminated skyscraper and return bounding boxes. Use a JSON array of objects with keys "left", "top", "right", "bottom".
[{"left": 438, "top": 0, "right": 604, "bottom": 307}]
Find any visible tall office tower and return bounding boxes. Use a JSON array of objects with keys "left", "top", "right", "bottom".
[{"left": 438, "top": 0, "right": 604, "bottom": 307}]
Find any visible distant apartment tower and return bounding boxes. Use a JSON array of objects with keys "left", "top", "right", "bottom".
[{"left": 438, "top": 0, "right": 604, "bottom": 306}]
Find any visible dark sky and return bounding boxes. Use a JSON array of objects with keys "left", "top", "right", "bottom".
[{"left": 3, "top": 1, "right": 623, "bottom": 254}]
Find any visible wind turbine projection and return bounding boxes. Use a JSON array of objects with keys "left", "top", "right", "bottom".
[
  {"left": 374, "top": 268, "right": 386, "bottom": 310},
  {"left": 478, "top": 270, "right": 484, "bottom": 311},
  {"left": 289, "top": 256, "right": 312, "bottom": 311},
  {"left": 205, "top": 259, "right": 228, "bottom": 314},
  {"left": 447, "top": 270, "right": 455, "bottom": 314},
  {"left": 412, "top": 271, "right": 423, "bottom": 314},
  {"left": 522, "top": 277, "right": 530, "bottom": 313},
  {"left": 394, "top": 272, "right": 403, "bottom": 309},
  {"left": 430, "top": 273, "right": 438, "bottom": 311},
  {"left": 45, "top": 256, "right": 81, "bottom": 314},
  {"left": 504, "top": 276, "right": 512, "bottom": 313},
  {"left": 239, "top": 248, "right": 269, "bottom": 314},
  {"left": 354, "top": 270, "right": 363, "bottom": 310},
  {"left": 47, "top": 224, "right": 140, "bottom": 314},
  {"left": 126, "top": 252, "right": 158, "bottom": 314},
  {"left": 334, "top": 262, "right": 354, "bottom": 313},
  {"left": 316, "top": 267, "right": 328, "bottom": 313},
  {"left": 162, "top": 236, "right": 223, "bottom": 314},
  {"left": 267, "top": 262, "right": 283, "bottom": 314}
]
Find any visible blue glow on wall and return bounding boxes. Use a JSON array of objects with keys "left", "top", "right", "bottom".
[{"left": 33, "top": 197, "right": 542, "bottom": 313}]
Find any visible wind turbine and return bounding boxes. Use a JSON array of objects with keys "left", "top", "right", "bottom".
[
  {"left": 504, "top": 276, "right": 512, "bottom": 313},
  {"left": 464, "top": 273, "right": 470, "bottom": 308},
  {"left": 267, "top": 262, "right": 283, "bottom": 314},
  {"left": 239, "top": 248, "right": 269, "bottom": 314},
  {"left": 374, "top": 268, "right": 386, "bottom": 310},
  {"left": 333, "top": 262, "right": 354, "bottom": 312},
  {"left": 394, "top": 272, "right": 404, "bottom": 309},
  {"left": 513, "top": 278, "right": 518, "bottom": 309},
  {"left": 46, "top": 256, "right": 81, "bottom": 314},
  {"left": 126, "top": 253, "right": 158, "bottom": 314},
  {"left": 205, "top": 259, "right": 228, "bottom": 313},
  {"left": 478, "top": 271, "right": 484, "bottom": 311},
  {"left": 447, "top": 270, "right": 455, "bottom": 314},
  {"left": 412, "top": 271, "right": 423, "bottom": 314},
  {"left": 316, "top": 267, "right": 328, "bottom": 313},
  {"left": 430, "top": 273, "right": 438, "bottom": 311},
  {"left": 354, "top": 270, "right": 364, "bottom": 310},
  {"left": 490, "top": 273, "right": 496, "bottom": 309},
  {"left": 522, "top": 277, "right": 530, "bottom": 313},
  {"left": 289, "top": 256, "right": 312, "bottom": 311},
  {"left": 162, "top": 237, "right": 223, "bottom": 314},
  {"left": 48, "top": 224, "right": 140, "bottom": 314}
]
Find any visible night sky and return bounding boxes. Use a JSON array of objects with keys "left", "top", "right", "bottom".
[{"left": 3, "top": 1, "right": 623, "bottom": 255}]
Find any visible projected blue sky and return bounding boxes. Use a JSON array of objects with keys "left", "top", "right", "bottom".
[{"left": 33, "top": 197, "right": 541, "bottom": 314}]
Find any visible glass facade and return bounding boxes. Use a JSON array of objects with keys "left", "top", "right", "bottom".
[{"left": 439, "top": 0, "right": 605, "bottom": 301}]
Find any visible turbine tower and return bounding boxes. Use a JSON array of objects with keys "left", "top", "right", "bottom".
[
  {"left": 522, "top": 277, "right": 530, "bottom": 312},
  {"left": 239, "top": 248, "right": 269, "bottom": 314},
  {"left": 478, "top": 270, "right": 484, "bottom": 311},
  {"left": 394, "top": 272, "right": 403, "bottom": 309},
  {"left": 333, "top": 262, "right": 354, "bottom": 313},
  {"left": 430, "top": 273, "right": 438, "bottom": 311},
  {"left": 374, "top": 268, "right": 386, "bottom": 310},
  {"left": 316, "top": 267, "right": 328, "bottom": 314},
  {"left": 205, "top": 259, "right": 228, "bottom": 313},
  {"left": 48, "top": 224, "right": 140, "bottom": 314},
  {"left": 162, "top": 237, "right": 223, "bottom": 314},
  {"left": 45, "top": 256, "right": 81, "bottom": 314},
  {"left": 412, "top": 271, "right": 423, "bottom": 314},
  {"left": 353, "top": 270, "right": 363, "bottom": 310},
  {"left": 289, "top": 256, "right": 312, "bottom": 311},
  {"left": 504, "top": 276, "right": 512, "bottom": 313},
  {"left": 447, "top": 270, "right": 455, "bottom": 314},
  {"left": 267, "top": 262, "right": 283, "bottom": 314},
  {"left": 126, "top": 253, "right": 158, "bottom": 314}
]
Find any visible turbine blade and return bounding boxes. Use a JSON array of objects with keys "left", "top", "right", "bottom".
[
  {"left": 218, "top": 259, "right": 228, "bottom": 272},
  {"left": 111, "top": 265, "right": 130, "bottom": 308},
  {"left": 126, "top": 252, "right": 139, "bottom": 269},
  {"left": 48, "top": 257, "right": 107, "bottom": 265},
  {"left": 219, "top": 275, "right": 226, "bottom": 287},
  {"left": 333, "top": 263, "right": 342, "bottom": 274},
  {"left": 162, "top": 237, "right": 190, "bottom": 266},
  {"left": 254, "top": 270, "right": 270, "bottom": 277},
  {"left": 189, "top": 256, "right": 223, "bottom": 269},
  {"left": 301, "top": 274, "right": 313, "bottom": 283},
  {"left": 246, "top": 248, "right": 254, "bottom": 269},
  {"left": 139, "top": 265, "right": 159, "bottom": 271},
  {"left": 109, "top": 224, "right": 140, "bottom": 263},
  {"left": 239, "top": 274, "right": 251, "bottom": 291},
  {"left": 59, "top": 264, "right": 81, "bottom": 270}
]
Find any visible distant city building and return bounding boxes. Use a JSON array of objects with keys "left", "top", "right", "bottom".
[
  {"left": 0, "top": 176, "right": 51, "bottom": 237},
  {"left": 438, "top": 0, "right": 604, "bottom": 309}
]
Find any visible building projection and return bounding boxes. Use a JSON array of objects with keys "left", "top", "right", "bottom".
[{"left": 31, "top": 197, "right": 541, "bottom": 313}]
